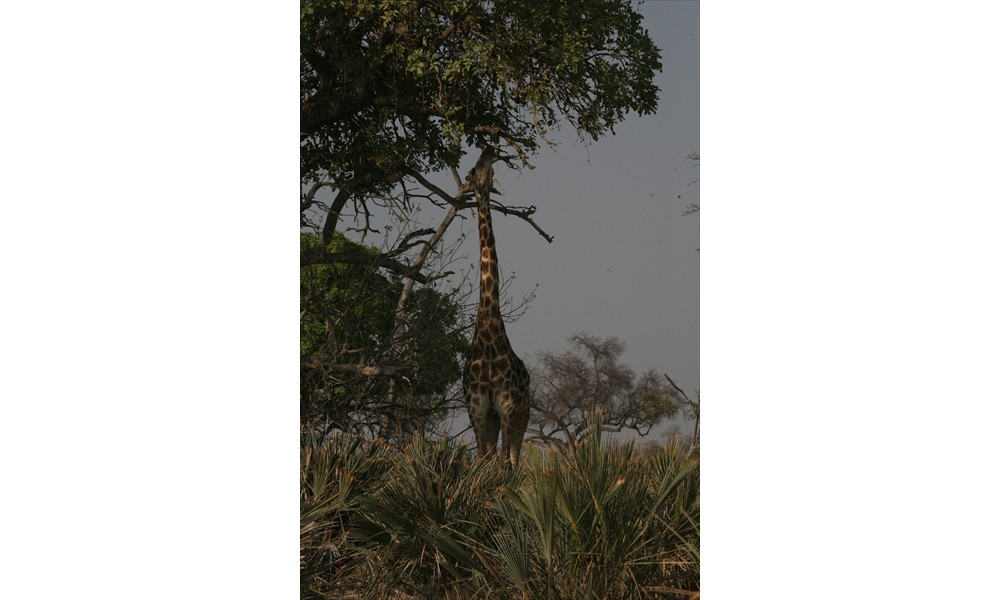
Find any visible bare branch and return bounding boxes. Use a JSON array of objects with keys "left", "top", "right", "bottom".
[
  {"left": 401, "top": 167, "right": 463, "bottom": 209},
  {"left": 488, "top": 201, "right": 555, "bottom": 243},
  {"left": 663, "top": 372, "right": 694, "bottom": 405},
  {"left": 314, "top": 165, "right": 405, "bottom": 248},
  {"left": 392, "top": 204, "right": 462, "bottom": 344},
  {"left": 301, "top": 180, "right": 347, "bottom": 214},
  {"left": 385, "top": 228, "right": 437, "bottom": 258},
  {"left": 450, "top": 166, "right": 464, "bottom": 188},
  {"left": 301, "top": 251, "right": 453, "bottom": 285},
  {"left": 403, "top": 164, "right": 552, "bottom": 243}
]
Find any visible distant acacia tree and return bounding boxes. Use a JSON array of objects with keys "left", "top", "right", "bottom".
[{"left": 528, "top": 333, "right": 680, "bottom": 448}]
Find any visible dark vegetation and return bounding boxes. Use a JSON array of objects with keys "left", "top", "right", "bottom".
[{"left": 301, "top": 417, "right": 699, "bottom": 600}]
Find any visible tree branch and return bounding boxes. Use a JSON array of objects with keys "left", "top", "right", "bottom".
[
  {"left": 402, "top": 165, "right": 552, "bottom": 242},
  {"left": 392, "top": 203, "right": 462, "bottom": 345},
  {"left": 663, "top": 373, "right": 694, "bottom": 405},
  {"left": 300, "top": 251, "right": 452, "bottom": 284},
  {"left": 300, "top": 358, "right": 412, "bottom": 377},
  {"left": 301, "top": 180, "right": 347, "bottom": 214},
  {"left": 401, "top": 166, "right": 463, "bottom": 209},
  {"left": 313, "top": 165, "right": 405, "bottom": 249},
  {"left": 300, "top": 88, "right": 376, "bottom": 138},
  {"left": 372, "top": 95, "right": 442, "bottom": 119},
  {"left": 477, "top": 200, "right": 555, "bottom": 243},
  {"left": 385, "top": 228, "right": 437, "bottom": 258}
]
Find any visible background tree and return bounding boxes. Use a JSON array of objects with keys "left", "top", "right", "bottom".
[{"left": 528, "top": 333, "right": 680, "bottom": 448}]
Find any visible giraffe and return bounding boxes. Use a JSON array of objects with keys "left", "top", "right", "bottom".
[{"left": 463, "top": 147, "right": 531, "bottom": 468}]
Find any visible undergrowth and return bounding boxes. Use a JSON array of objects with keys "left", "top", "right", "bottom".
[{"left": 301, "top": 421, "right": 699, "bottom": 599}]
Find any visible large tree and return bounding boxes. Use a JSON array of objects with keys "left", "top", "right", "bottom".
[
  {"left": 300, "top": 0, "right": 662, "bottom": 433},
  {"left": 301, "top": 0, "right": 661, "bottom": 248}
]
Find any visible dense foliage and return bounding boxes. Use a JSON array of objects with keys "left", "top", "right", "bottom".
[
  {"left": 301, "top": 231, "right": 469, "bottom": 437},
  {"left": 301, "top": 419, "right": 699, "bottom": 599},
  {"left": 301, "top": 0, "right": 662, "bottom": 187}
]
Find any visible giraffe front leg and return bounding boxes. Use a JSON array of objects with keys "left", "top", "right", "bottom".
[
  {"left": 469, "top": 391, "right": 501, "bottom": 460},
  {"left": 499, "top": 394, "right": 530, "bottom": 469},
  {"left": 480, "top": 413, "right": 501, "bottom": 460},
  {"left": 466, "top": 360, "right": 502, "bottom": 461}
]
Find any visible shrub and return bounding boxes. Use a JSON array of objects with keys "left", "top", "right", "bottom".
[{"left": 300, "top": 422, "right": 699, "bottom": 599}]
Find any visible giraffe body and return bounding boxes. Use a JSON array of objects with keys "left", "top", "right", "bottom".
[{"left": 463, "top": 148, "right": 530, "bottom": 468}]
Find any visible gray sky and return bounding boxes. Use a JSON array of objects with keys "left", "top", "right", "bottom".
[{"left": 444, "top": 1, "right": 700, "bottom": 438}]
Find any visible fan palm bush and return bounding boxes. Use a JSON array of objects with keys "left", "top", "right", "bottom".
[
  {"left": 482, "top": 415, "right": 700, "bottom": 599},
  {"left": 300, "top": 417, "right": 699, "bottom": 599},
  {"left": 300, "top": 432, "right": 394, "bottom": 600},
  {"left": 348, "top": 436, "right": 517, "bottom": 599},
  {"left": 646, "top": 439, "right": 700, "bottom": 595}
]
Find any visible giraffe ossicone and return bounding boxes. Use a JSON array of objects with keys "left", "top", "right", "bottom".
[{"left": 462, "top": 147, "right": 531, "bottom": 468}]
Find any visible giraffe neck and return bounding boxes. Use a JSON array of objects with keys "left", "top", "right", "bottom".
[{"left": 475, "top": 193, "right": 506, "bottom": 337}]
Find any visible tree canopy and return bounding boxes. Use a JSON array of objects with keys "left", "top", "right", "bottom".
[
  {"left": 301, "top": 0, "right": 660, "bottom": 187},
  {"left": 300, "top": 0, "right": 663, "bottom": 257}
]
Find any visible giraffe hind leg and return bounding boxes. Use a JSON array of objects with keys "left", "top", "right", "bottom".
[{"left": 502, "top": 411, "right": 528, "bottom": 468}]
